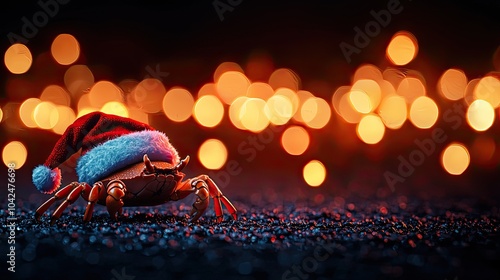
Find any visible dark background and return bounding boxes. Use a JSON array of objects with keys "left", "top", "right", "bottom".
[{"left": 1, "top": 0, "right": 500, "bottom": 203}]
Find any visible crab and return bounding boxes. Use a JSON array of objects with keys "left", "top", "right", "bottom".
[{"left": 35, "top": 154, "right": 237, "bottom": 224}]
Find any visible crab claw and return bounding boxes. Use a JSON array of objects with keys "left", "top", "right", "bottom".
[{"left": 176, "top": 156, "right": 190, "bottom": 171}]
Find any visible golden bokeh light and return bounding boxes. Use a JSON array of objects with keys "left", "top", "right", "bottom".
[
  {"left": 162, "top": 87, "right": 194, "bottom": 122},
  {"left": 293, "top": 90, "right": 315, "bottom": 123},
  {"left": 229, "top": 96, "right": 248, "bottom": 130},
  {"left": 19, "top": 98, "right": 41, "bottom": 128},
  {"left": 386, "top": 31, "right": 418, "bottom": 66},
  {"left": 332, "top": 86, "right": 350, "bottom": 116},
  {"left": 216, "top": 71, "right": 251, "bottom": 105},
  {"left": 303, "top": 160, "right": 326, "bottom": 187},
  {"left": 473, "top": 76, "right": 500, "bottom": 108},
  {"left": 438, "top": 68, "right": 467, "bottom": 101},
  {"left": 101, "top": 101, "right": 129, "bottom": 118},
  {"left": 349, "top": 90, "right": 372, "bottom": 114},
  {"left": 193, "top": 95, "right": 224, "bottom": 128},
  {"left": 383, "top": 68, "right": 407, "bottom": 89},
  {"left": 378, "top": 95, "right": 407, "bottom": 129},
  {"left": 33, "top": 101, "right": 59, "bottom": 129},
  {"left": 268, "top": 68, "right": 300, "bottom": 91},
  {"left": 409, "top": 96, "right": 439, "bottom": 129},
  {"left": 441, "top": 143, "right": 470, "bottom": 175},
  {"left": 213, "top": 62, "right": 244, "bottom": 82},
  {"left": 239, "top": 98, "right": 269, "bottom": 132},
  {"left": 353, "top": 64, "right": 383, "bottom": 82},
  {"left": 356, "top": 114, "right": 385, "bottom": 144},
  {"left": 0, "top": 107, "right": 3, "bottom": 123},
  {"left": 77, "top": 107, "right": 99, "bottom": 118},
  {"left": 275, "top": 88, "right": 299, "bottom": 115},
  {"left": 51, "top": 34, "right": 80, "bottom": 65},
  {"left": 397, "top": 77, "right": 426, "bottom": 104},
  {"left": 246, "top": 82, "right": 274, "bottom": 100},
  {"left": 132, "top": 78, "right": 166, "bottom": 113},
  {"left": 301, "top": 97, "right": 331, "bottom": 129},
  {"left": 128, "top": 108, "right": 149, "bottom": 124},
  {"left": 40, "top": 85, "right": 71, "bottom": 106},
  {"left": 464, "top": 78, "right": 480, "bottom": 105},
  {"left": 64, "top": 65, "right": 94, "bottom": 97},
  {"left": 339, "top": 93, "right": 362, "bottom": 124},
  {"left": 281, "top": 126, "right": 310, "bottom": 155},
  {"left": 265, "top": 94, "right": 293, "bottom": 125},
  {"left": 466, "top": 99, "right": 495, "bottom": 132},
  {"left": 4, "top": 43, "right": 32, "bottom": 74},
  {"left": 2, "top": 141, "right": 28, "bottom": 169},
  {"left": 378, "top": 80, "right": 397, "bottom": 99},
  {"left": 351, "top": 79, "right": 381, "bottom": 110},
  {"left": 88, "top": 81, "right": 124, "bottom": 108},
  {"left": 198, "top": 139, "right": 228, "bottom": 170},
  {"left": 52, "top": 106, "right": 76, "bottom": 135},
  {"left": 197, "top": 83, "right": 217, "bottom": 97}
]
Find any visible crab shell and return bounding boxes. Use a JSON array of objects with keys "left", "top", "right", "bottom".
[{"left": 96, "top": 161, "right": 185, "bottom": 207}]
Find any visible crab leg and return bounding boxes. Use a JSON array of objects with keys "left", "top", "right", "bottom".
[
  {"left": 50, "top": 184, "right": 86, "bottom": 225},
  {"left": 189, "top": 175, "right": 237, "bottom": 222},
  {"left": 106, "top": 180, "right": 126, "bottom": 220},
  {"left": 83, "top": 182, "right": 104, "bottom": 222},
  {"left": 35, "top": 182, "right": 81, "bottom": 221}
]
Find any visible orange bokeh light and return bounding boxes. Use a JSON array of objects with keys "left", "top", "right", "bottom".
[
  {"left": 386, "top": 31, "right": 418, "bottom": 66},
  {"left": 51, "top": 34, "right": 80, "bottom": 65},
  {"left": 162, "top": 87, "right": 194, "bottom": 122},
  {"left": 268, "top": 68, "right": 300, "bottom": 91},
  {"left": 216, "top": 71, "right": 251, "bottom": 105},
  {"left": 438, "top": 68, "right": 467, "bottom": 101},
  {"left": 4, "top": 43, "right": 32, "bottom": 74}
]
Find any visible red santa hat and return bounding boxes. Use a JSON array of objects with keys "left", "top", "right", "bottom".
[{"left": 32, "top": 112, "right": 179, "bottom": 194}]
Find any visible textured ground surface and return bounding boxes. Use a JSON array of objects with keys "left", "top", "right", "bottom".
[{"left": 1, "top": 195, "right": 499, "bottom": 280}]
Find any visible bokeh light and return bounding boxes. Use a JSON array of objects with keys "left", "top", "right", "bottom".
[
  {"left": 132, "top": 78, "right": 165, "bottom": 113},
  {"left": 351, "top": 79, "right": 381, "bottom": 111},
  {"left": 101, "top": 101, "right": 129, "bottom": 118},
  {"left": 52, "top": 106, "right": 76, "bottom": 135},
  {"left": 397, "top": 77, "right": 426, "bottom": 104},
  {"left": 386, "top": 31, "right": 418, "bottom": 66},
  {"left": 268, "top": 68, "right": 300, "bottom": 91},
  {"left": 198, "top": 139, "right": 228, "bottom": 170},
  {"left": 409, "top": 96, "right": 439, "bottom": 129},
  {"left": 19, "top": 98, "right": 41, "bottom": 128},
  {"left": 338, "top": 92, "right": 362, "bottom": 124},
  {"left": 353, "top": 64, "right": 383, "bottom": 82},
  {"left": 162, "top": 87, "right": 194, "bottom": 122},
  {"left": 197, "top": 83, "right": 217, "bottom": 97},
  {"left": 239, "top": 98, "right": 269, "bottom": 132},
  {"left": 246, "top": 82, "right": 274, "bottom": 100},
  {"left": 356, "top": 114, "right": 385, "bottom": 144},
  {"left": 438, "top": 68, "right": 467, "bottom": 101},
  {"left": 301, "top": 97, "right": 331, "bottom": 129},
  {"left": 293, "top": 90, "right": 315, "bottom": 123},
  {"left": 378, "top": 95, "right": 407, "bottom": 129},
  {"left": 88, "top": 81, "right": 124, "bottom": 109},
  {"left": 441, "top": 143, "right": 470, "bottom": 175},
  {"left": 193, "top": 95, "right": 224, "bottom": 128},
  {"left": 303, "top": 160, "right": 326, "bottom": 187},
  {"left": 349, "top": 90, "right": 372, "bottom": 113},
  {"left": 473, "top": 76, "right": 500, "bottom": 108},
  {"left": 4, "top": 43, "right": 32, "bottom": 74},
  {"left": 40, "top": 85, "right": 71, "bottom": 106},
  {"left": 466, "top": 99, "right": 495, "bottom": 131},
  {"left": 281, "top": 126, "right": 310, "bottom": 155},
  {"left": 216, "top": 71, "right": 251, "bottom": 104},
  {"left": 213, "top": 62, "right": 244, "bottom": 82},
  {"left": 34, "top": 101, "right": 59, "bottom": 129},
  {"left": 229, "top": 96, "right": 248, "bottom": 130},
  {"left": 2, "top": 141, "right": 28, "bottom": 169},
  {"left": 51, "top": 34, "right": 80, "bottom": 65},
  {"left": 0, "top": 107, "right": 3, "bottom": 123},
  {"left": 64, "top": 65, "right": 94, "bottom": 97},
  {"left": 265, "top": 94, "right": 293, "bottom": 125}
]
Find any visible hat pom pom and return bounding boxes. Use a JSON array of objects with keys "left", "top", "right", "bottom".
[{"left": 32, "top": 165, "right": 61, "bottom": 194}]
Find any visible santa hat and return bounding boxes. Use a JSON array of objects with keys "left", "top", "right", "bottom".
[{"left": 32, "top": 112, "right": 180, "bottom": 194}]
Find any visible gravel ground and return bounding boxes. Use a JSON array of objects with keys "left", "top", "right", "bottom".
[{"left": 1, "top": 195, "right": 499, "bottom": 280}]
